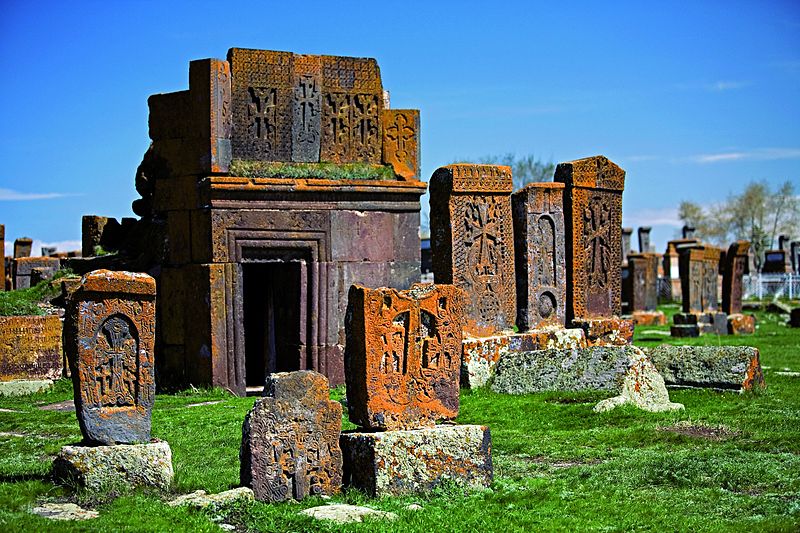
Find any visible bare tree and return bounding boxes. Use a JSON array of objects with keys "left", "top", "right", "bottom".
[{"left": 473, "top": 153, "right": 555, "bottom": 190}]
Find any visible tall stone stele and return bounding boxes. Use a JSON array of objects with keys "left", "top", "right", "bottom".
[
  {"left": 511, "top": 182, "right": 567, "bottom": 331},
  {"left": 64, "top": 270, "right": 156, "bottom": 445},
  {"left": 554, "top": 156, "right": 625, "bottom": 324},
  {"left": 721, "top": 241, "right": 750, "bottom": 315},
  {"left": 429, "top": 164, "right": 516, "bottom": 337},
  {"left": 240, "top": 371, "right": 342, "bottom": 502}
]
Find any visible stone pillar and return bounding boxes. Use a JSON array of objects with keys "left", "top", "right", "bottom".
[
  {"left": 64, "top": 270, "right": 156, "bottom": 445},
  {"left": 722, "top": 241, "right": 750, "bottom": 315},
  {"left": 554, "top": 155, "right": 625, "bottom": 323},
  {"left": 682, "top": 225, "right": 695, "bottom": 239},
  {"left": 14, "top": 238, "right": 32, "bottom": 258},
  {"left": 430, "top": 164, "right": 516, "bottom": 337},
  {"left": 627, "top": 253, "right": 659, "bottom": 312},
  {"left": 511, "top": 182, "right": 566, "bottom": 330},
  {"left": 791, "top": 241, "right": 800, "bottom": 274},
  {"left": 621, "top": 227, "right": 633, "bottom": 265},
  {"left": 637, "top": 227, "right": 652, "bottom": 253}
]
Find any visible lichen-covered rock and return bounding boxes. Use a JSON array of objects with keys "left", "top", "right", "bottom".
[
  {"left": 462, "top": 328, "right": 586, "bottom": 388},
  {"left": 340, "top": 424, "right": 492, "bottom": 496},
  {"left": 571, "top": 317, "right": 634, "bottom": 346},
  {"left": 53, "top": 441, "right": 173, "bottom": 491},
  {"left": 300, "top": 504, "right": 398, "bottom": 524},
  {"left": 631, "top": 310, "right": 667, "bottom": 326},
  {"left": 31, "top": 502, "right": 99, "bottom": 521},
  {"left": 727, "top": 313, "right": 755, "bottom": 335},
  {"left": 0, "top": 379, "right": 53, "bottom": 397},
  {"left": 0, "top": 315, "right": 63, "bottom": 382},
  {"left": 645, "top": 345, "right": 765, "bottom": 391},
  {"left": 594, "top": 350, "right": 684, "bottom": 413},
  {"left": 240, "top": 371, "right": 342, "bottom": 502},
  {"left": 168, "top": 487, "right": 254, "bottom": 509}
]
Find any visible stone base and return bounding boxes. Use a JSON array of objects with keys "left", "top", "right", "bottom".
[
  {"left": 53, "top": 441, "right": 173, "bottom": 491},
  {"left": 670, "top": 325, "right": 699, "bottom": 337},
  {"left": 673, "top": 312, "right": 727, "bottom": 335},
  {"left": 340, "top": 425, "right": 492, "bottom": 496},
  {"left": 645, "top": 345, "right": 765, "bottom": 391},
  {"left": 0, "top": 379, "right": 53, "bottom": 396},
  {"left": 631, "top": 310, "right": 667, "bottom": 326},
  {"left": 461, "top": 328, "right": 586, "bottom": 388},
  {"left": 727, "top": 313, "right": 755, "bottom": 335},
  {"left": 570, "top": 317, "right": 634, "bottom": 346}
]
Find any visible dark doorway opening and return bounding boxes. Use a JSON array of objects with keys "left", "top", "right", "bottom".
[{"left": 242, "top": 261, "right": 305, "bottom": 389}]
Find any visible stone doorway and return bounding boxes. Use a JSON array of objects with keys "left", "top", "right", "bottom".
[{"left": 242, "top": 257, "right": 309, "bottom": 390}]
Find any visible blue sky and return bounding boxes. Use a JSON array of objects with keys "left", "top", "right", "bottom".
[{"left": 1, "top": 0, "right": 798, "bottom": 255}]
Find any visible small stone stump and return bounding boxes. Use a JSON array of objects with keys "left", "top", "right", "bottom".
[
  {"left": 343, "top": 282, "right": 493, "bottom": 496},
  {"left": 240, "top": 371, "right": 343, "bottom": 502},
  {"left": 646, "top": 345, "right": 765, "bottom": 391}
]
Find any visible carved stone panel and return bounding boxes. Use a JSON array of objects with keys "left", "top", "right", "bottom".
[
  {"left": 627, "top": 253, "right": 659, "bottom": 312},
  {"left": 14, "top": 238, "right": 32, "bottom": 259},
  {"left": 430, "top": 164, "right": 516, "bottom": 336},
  {"left": 291, "top": 55, "right": 322, "bottom": 162},
  {"left": 64, "top": 270, "right": 156, "bottom": 445},
  {"left": 228, "top": 48, "right": 293, "bottom": 162},
  {"left": 679, "top": 247, "right": 705, "bottom": 313},
  {"left": 240, "top": 371, "right": 342, "bottom": 502},
  {"left": 512, "top": 182, "right": 566, "bottom": 330},
  {"left": 722, "top": 241, "right": 750, "bottom": 315},
  {"left": 345, "top": 283, "right": 465, "bottom": 430},
  {"left": 555, "top": 156, "right": 625, "bottom": 322},
  {"left": 382, "top": 109, "right": 420, "bottom": 180},
  {"left": 701, "top": 246, "right": 722, "bottom": 312}
]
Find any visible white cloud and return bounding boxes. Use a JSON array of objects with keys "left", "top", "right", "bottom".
[
  {"left": 673, "top": 80, "right": 751, "bottom": 92},
  {"left": 4, "top": 239, "right": 81, "bottom": 257},
  {"left": 0, "top": 188, "right": 80, "bottom": 201},
  {"left": 623, "top": 207, "right": 682, "bottom": 228},
  {"left": 689, "top": 147, "right": 800, "bottom": 164}
]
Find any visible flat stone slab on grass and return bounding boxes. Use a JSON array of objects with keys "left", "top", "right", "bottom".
[
  {"left": 0, "top": 379, "right": 53, "bottom": 397},
  {"left": 645, "top": 345, "right": 765, "bottom": 391},
  {"left": 168, "top": 487, "right": 254, "bottom": 509},
  {"left": 300, "top": 504, "right": 398, "bottom": 524},
  {"left": 341, "top": 424, "right": 492, "bottom": 497},
  {"left": 31, "top": 502, "right": 98, "bottom": 521},
  {"left": 53, "top": 441, "right": 173, "bottom": 491}
]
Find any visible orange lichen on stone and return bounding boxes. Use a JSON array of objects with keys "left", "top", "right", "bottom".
[
  {"left": 0, "top": 315, "right": 62, "bottom": 381},
  {"left": 345, "top": 283, "right": 465, "bottom": 430},
  {"left": 381, "top": 110, "right": 420, "bottom": 180},
  {"left": 572, "top": 317, "right": 634, "bottom": 347}
]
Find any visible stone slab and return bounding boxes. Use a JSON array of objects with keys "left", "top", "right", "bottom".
[
  {"left": 670, "top": 324, "right": 699, "bottom": 338},
  {"left": 631, "top": 310, "right": 667, "bottom": 326},
  {"left": 168, "top": 487, "right": 254, "bottom": 509},
  {"left": 31, "top": 502, "right": 98, "bottom": 521},
  {"left": 0, "top": 315, "right": 63, "bottom": 381},
  {"left": 53, "top": 441, "right": 173, "bottom": 491},
  {"left": 0, "top": 379, "right": 53, "bottom": 396},
  {"left": 727, "top": 313, "right": 755, "bottom": 335},
  {"left": 645, "top": 345, "right": 765, "bottom": 391},
  {"left": 461, "top": 328, "right": 587, "bottom": 389},
  {"left": 300, "top": 504, "right": 397, "bottom": 524},
  {"left": 570, "top": 317, "right": 634, "bottom": 346},
  {"left": 340, "top": 425, "right": 492, "bottom": 496}
]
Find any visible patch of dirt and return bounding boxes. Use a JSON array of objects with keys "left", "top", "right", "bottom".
[
  {"left": 659, "top": 422, "right": 740, "bottom": 440},
  {"left": 37, "top": 400, "right": 75, "bottom": 411},
  {"left": 546, "top": 397, "right": 592, "bottom": 404}
]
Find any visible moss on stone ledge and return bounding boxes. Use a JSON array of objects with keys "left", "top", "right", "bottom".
[{"left": 229, "top": 160, "right": 398, "bottom": 181}]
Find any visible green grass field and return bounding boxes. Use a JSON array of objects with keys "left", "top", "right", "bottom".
[{"left": 1, "top": 306, "right": 798, "bottom": 532}]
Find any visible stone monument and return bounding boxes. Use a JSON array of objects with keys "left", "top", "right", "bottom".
[
  {"left": 13, "top": 238, "right": 32, "bottom": 259},
  {"left": 637, "top": 226, "right": 653, "bottom": 253},
  {"left": 721, "top": 241, "right": 754, "bottom": 334},
  {"left": 341, "top": 283, "right": 492, "bottom": 496},
  {"left": 623, "top": 252, "right": 665, "bottom": 325},
  {"left": 672, "top": 246, "right": 726, "bottom": 337},
  {"left": 240, "top": 371, "right": 342, "bottom": 502},
  {"left": 621, "top": 227, "right": 633, "bottom": 265},
  {"left": 54, "top": 270, "right": 173, "bottom": 491}
]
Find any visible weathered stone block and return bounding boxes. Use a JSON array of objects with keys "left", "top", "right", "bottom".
[
  {"left": 240, "top": 371, "right": 342, "bottom": 502},
  {"left": 430, "top": 164, "right": 516, "bottom": 336},
  {"left": 645, "top": 345, "right": 765, "bottom": 391},
  {"left": 722, "top": 241, "right": 749, "bottom": 315},
  {"left": 345, "top": 284, "right": 465, "bottom": 430},
  {"left": 0, "top": 379, "right": 53, "bottom": 396},
  {"left": 554, "top": 156, "right": 625, "bottom": 322},
  {"left": 64, "top": 270, "right": 156, "bottom": 445},
  {"left": 14, "top": 238, "right": 32, "bottom": 258},
  {"left": 511, "top": 182, "right": 566, "bottom": 330},
  {"left": 461, "top": 328, "right": 587, "bottom": 389},
  {"left": 570, "top": 317, "right": 633, "bottom": 346},
  {"left": 670, "top": 324, "right": 699, "bottom": 337},
  {"left": 53, "top": 441, "right": 173, "bottom": 491},
  {"left": 631, "top": 310, "right": 667, "bottom": 326},
  {"left": 0, "top": 315, "right": 62, "bottom": 381},
  {"left": 727, "top": 313, "right": 755, "bottom": 335},
  {"left": 13, "top": 257, "right": 61, "bottom": 289},
  {"left": 382, "top": 109, "right": 420, "bottom": 180},
  {"left": 341, "top": 425, "right": 492, "bottom": 496}
]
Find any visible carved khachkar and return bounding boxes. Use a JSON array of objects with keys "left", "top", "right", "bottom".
[
  {"left": 14, "top": 238, "right": 32, "bottom": 259},
  {"left": 637, "top": 227, "right": 652, "bottom": 253},
  {"left": 627, "top": 253, "right": 659, "bottom": 312},
  {"left": 678, "top": 246, "right": 721, "bottom": 313},
  {"left": 554, "top": 156, "right": 625, "bottom": 322},
  {"left": 430, "top": 165, "right": 516, "bottom": 336},
  {"left": 382, "top": 109, "right": 420, "bottom": 180},
  {"left": 64, "top": 270, "right": 156, "bottom": 445},
  {"left": 345, "top": 283, "right": 465, "bottom": 430},
  {"left": 511, "top": 182, "right": 566, "bottom": 330},
  {"left": 228, "top": 48, "right": 383, "bottom": 164},
  {"left": 240, "top": 371, "right": 342, "bottom": 502},
  {"left": 722, "top": 241, "right": 750, "bottom": 315}
]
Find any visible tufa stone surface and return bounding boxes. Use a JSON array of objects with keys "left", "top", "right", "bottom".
[
  {"left": 645, "top": 345, "right": 765, "bottom": 391},
  {"left": 678, "top": 246, "right": 721, "bottom": 314},
  {"left": 300, "top": 504, "right": 398, "bottom": 524},
  {"left": 0, "top": 315, "right": 63, "bottom": 381},
  {"left": 511, "top": 182, "right": 567, "bottom": 330},
  {"left": 340, "top": 425, "right": 493, "bottom": 497},
  {"left": 13, "top": 256, "right": 61, "bottom": 290},
  {"left": 727, "top": 313, "right": 755, "bottom": 335},
  {"left": 382, "top": 109, "right": 420, "bottom": 180},
  {"left": 624, "top": 253, "right": 659, "bottom": 313},
  {"left": 631, "top": 310, "right": 667, "bottom": 326},
  {"left": 461, "top": 328, "right": 587, "bottom": 389},
  {"left": 554, "top": 156, "right": 625, "bottom": 322},
  {"left": 168, "top": 487, "right": 254, "bottom": 509},
  {"left": 64, "top": 270, "right": 156, "bottom": 445},
  {"left": 240, "top": 371, "right": 342, "bottom": 502},
  {"left": 53, "top": 441, "right": 173, "bottom": 491},
  {"left": 31, "top": 503, "right": 99, "bottom": 521},
  {"left": 571, "top": 317, "right": 634, "bottom": 346},
  {"left": 14, "top": 238, "right": 33, "bottom": 258},
  {"left": 0, "top": 379, "right": 53, "bottom": 396},
  {"left": 593, "top": 348, "right": 684, "bottom": 413},
  {"left": 430, "top": 164, "right": 516, "bottom": 336},
  {"left": 721, "top": 241, "right": 750, "bottom": 315},
  {"left": 345, "top": 283, "right": 465, "bottom": 430}
]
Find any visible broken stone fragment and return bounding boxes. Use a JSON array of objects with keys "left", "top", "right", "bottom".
[
  {"left": 167, "top": 487, "right": 254, "bottom": 509},
  {"left": 645, "top": 345, "right": 765, "bottom": 391},
  {"left": 300, "top": 504, "right": 398, "bottom": 524},
  {"left": 31, "top": 502, "right": 99, "bottom": 521}
]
